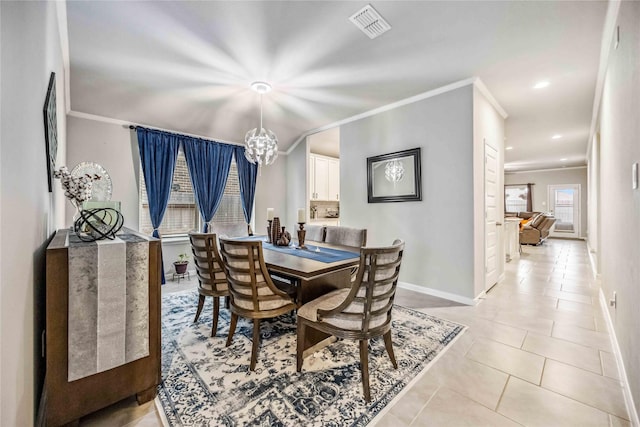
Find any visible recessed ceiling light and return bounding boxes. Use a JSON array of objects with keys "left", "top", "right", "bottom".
[
  {"left": 552, "top": 134, "right": 563, "bottom": 139},
  {"left": 560, "top": 158, "right": 567, "bottom": 161},
  {"left": 250, "top": 81, "right": 272, "bottom": 94},
  {"left": 533, "top": 81, "right": 550, "bottom": 89},
  {"left": 505, "top": 146, "right": 514, "bottom": 150}
]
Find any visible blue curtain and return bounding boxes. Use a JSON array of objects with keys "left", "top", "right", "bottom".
[
  {"left": 182, "top": 137, "right": 234, "bottom": 232},
  {"left": 234, "top": 146, "right": 258, "bottom": 230},
  {"left": 136, "top": 127, "right": 180, "bottom": 284}
]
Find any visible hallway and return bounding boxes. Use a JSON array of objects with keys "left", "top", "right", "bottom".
[{"left": 380, "top": 238, "right": 630, "bottom": 426}]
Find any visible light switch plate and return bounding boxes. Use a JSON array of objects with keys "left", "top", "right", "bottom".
[{"left": 633, "top": 163, "right": 638, "bottom": 189}]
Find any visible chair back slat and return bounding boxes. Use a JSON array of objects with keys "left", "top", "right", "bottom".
[
  {"left": 189, "top": 232, "right": 228, "bottom": 296},
  {"left": 317, "top": 239, "right": 404, "bottom": 333}
]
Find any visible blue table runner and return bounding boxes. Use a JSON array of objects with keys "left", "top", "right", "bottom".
[{"left": 233, "top": 236, "right": 359, "bottom": 263}]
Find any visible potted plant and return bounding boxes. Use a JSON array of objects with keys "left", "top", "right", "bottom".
[{"left": 174, "top": 253, "right": 190, "bottom": 275}]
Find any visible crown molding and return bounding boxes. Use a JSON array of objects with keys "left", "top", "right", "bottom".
[
  {"left": 505, "top": 165, "right": 587, "bottom": 174},
  {"left": 473, "top": 77, "right": 508, "bottom": 119},
  {"left": 286, "top": 77, "right": 480, "bottom": 155},
  {"left": 68, "top": 110, "right": 248, "bottom": 148}
]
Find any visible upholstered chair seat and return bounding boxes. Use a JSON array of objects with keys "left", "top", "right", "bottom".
[
  {"left": 219, "top": 238, "right": 297, "bottom": 371},
  {"left": 189, "top": 232, "right": 230, "bottom": 337},
  {"left": 297, "top": 239, "right": 404, "bottom": 402}
]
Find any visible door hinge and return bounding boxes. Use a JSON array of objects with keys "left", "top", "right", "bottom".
[{"left": 41, "top": 330, "right": 46, "bottom": 358}]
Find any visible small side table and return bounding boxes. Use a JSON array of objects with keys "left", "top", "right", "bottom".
[{"left": 172, "top": 271, "right": 191, "bottom": 283}]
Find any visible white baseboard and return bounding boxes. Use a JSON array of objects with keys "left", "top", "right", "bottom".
[
  {"left": 598, "top": 289, "right": 639, "bottom": 426},
  {"left": 397, "top": 282, "right": 475, "bottom": 306}
]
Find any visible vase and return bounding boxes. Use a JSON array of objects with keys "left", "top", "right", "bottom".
[
  {"left": 271, "top": 217, "right": 281, "bottom": 244},
  {"left": 71, "top": 201, "right": 83, "bottom": 233}
]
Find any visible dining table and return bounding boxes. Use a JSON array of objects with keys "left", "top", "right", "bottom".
[{"left": 261, "top": 240, "right": 360, "bottom": 302}]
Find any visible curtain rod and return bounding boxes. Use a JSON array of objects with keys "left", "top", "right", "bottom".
[
  {"left": 505, "top": 183, "right": 535, "bottom": 186},
  {"left": 128, "top": 124, "right": 244, "bottom": 148}
]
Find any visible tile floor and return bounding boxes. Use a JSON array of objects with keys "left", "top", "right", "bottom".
[{"left": 80, "top": 239, "right": 630, "bottom": 426}]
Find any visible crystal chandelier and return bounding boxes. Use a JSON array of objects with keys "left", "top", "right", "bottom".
[
  {"left": 385, "top": 159, "right": 405, "bottom": 182},
  {"left": 245, "top": 81, "right": 278, "bottom": 166}
]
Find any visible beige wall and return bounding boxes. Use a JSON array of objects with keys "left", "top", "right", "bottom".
[
  {"left": 1, "top": 2, "right": 67, "bottom": 424},
  {"left": 505, "top": 167, "right": 588, "bottom": 238},
  {"left": 595, "top": 0, "right": 640, "bottom": 418},
  {"left": 340, "top": 85, "right": 477, "bottom": 300}
]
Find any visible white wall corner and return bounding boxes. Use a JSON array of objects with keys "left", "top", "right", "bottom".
[
  {"left": 55, "top": 0, "right": 71, "bottom": 114},
  {"left": 472, "top": 77, "right": 508, "bottom": 119},
  {"left": 587, "top": 0, "right": 622, "bottom": 151},
  {"left": 598, "top": 289, "right": 640, "bottom": 427}
]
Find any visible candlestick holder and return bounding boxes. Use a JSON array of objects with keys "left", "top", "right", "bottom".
[
  {"left": 296, "top": 222, "right": 307, "bottom": 249},
  {"left": 266, "top": 220, "right": 273, "bottom": 243}
]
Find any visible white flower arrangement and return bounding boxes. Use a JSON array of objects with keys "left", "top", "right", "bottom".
[{"left": 53, "top": 166, "right": 100, "bottom": 209}]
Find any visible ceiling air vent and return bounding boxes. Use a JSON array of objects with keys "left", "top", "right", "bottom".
[{"left": 349, "top": 4, "right": 391, "bottom": 40}]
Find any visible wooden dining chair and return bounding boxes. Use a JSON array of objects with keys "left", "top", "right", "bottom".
[
  {"left": 218, "top": 238, "right": 297, "bottom": 371},
  {"left": 189, "top": 232, "right": 230, "bottom": 337},
  {"left": 304, "top": 225, "right": 326, "bottom": 242},
  {"left": 296, "top": 239, "right": 405, "bottom": 402},
  {"left": 324, "top": 226, "right": 367, "bottom": 247}
]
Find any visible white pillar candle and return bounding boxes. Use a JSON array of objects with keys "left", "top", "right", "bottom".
[
  {"left": 267, "top": 208, "right": 274, "bottom": 221},
  {"left": 297, "top": 208, "right": 305, "bottom": 223}
]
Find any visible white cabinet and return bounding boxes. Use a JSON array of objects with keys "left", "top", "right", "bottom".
[
  {"left": 310, "top": 154, "right": 338, "bottom": 201},
  {"left": 328, "top": 159, "right": 340, "bottom": 201},
  {"left": 504, "top": 218, "right": 521, "bottom": 262}
]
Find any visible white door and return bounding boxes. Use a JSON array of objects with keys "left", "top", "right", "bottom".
[
  {"left": 548, "top": 184, "right": 580, "bottom": 238},
  {"left": 485, "top": 143, "right": 498, "bottom": 290}
]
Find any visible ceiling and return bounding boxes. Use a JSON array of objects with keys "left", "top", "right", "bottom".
[{"left": 65, "top": 1, "right": 608, "bottom": 171}]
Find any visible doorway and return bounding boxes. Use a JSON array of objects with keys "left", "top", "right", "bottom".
[{"left": 548, "top": 184, "right": 581, "bottom": 238}]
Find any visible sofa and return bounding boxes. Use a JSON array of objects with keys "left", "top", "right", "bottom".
[{"left": 514, "top": 212, "right": 556, "bottom": 245}]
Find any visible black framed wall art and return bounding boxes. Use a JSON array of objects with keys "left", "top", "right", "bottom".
[
  {"left": 43, "top": 72, "right": 57, "bottom": 192},
  {"left": 367, "top": 147, "right": 422, "bottom": 203}
]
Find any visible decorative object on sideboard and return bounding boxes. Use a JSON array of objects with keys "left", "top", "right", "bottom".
[
  {"left": 367, "top": 147, "right": 422, "bottom": 203},
  {"left": 54, "top": 165, "right": 98, "bottom": 226},
  {"left": 43, "top": 72, "right": 58, "bottom": 193},
  {"left": 73, "top": 208, "right": 124, "bottom": 242},
  {"left": 55, "top": 162, "right": 119, "bottom": 236},
  {"left": 174, "top": 253, "right": 190, "bottom": 275},
  {"left": 71, "top": 161, "right": 113, "bottom": 201},
  {"left": 244, "top": 81, "right": 278, "bottom": 166}
]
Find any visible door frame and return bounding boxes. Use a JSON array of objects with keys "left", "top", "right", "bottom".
[
  {"left": 548, "top": 184, "right": 581, "bottom": 238},
  {"left": 484, "top": 143, "right": 499, "bottom": 291}
]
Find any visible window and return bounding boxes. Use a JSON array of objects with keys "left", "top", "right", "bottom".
[
  {"left": 139, "top": 149, "right": 245, "bottom": 236},
  {"left": 504, "top": 184, "right": 530, "bottom": 213}
]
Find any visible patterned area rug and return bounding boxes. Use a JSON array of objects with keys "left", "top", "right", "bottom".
[{"left": 157, "top": 290, "right": 465, "bottom": 426}]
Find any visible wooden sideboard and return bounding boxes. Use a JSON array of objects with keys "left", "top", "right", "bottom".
[{"left": 45, "top": 229, "right": 161, "bottom": 426}]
